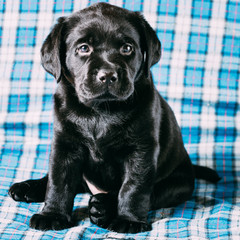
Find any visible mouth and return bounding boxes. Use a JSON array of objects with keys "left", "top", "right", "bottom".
[
  {"left": 94, "top": 92, "right": 118, "bottom": 101},
  {"left": 83, "top": 92, "right": 119, "bottom": 106},
  {"left": 77, "top": 82, "right": 134, "bottom": 106}
]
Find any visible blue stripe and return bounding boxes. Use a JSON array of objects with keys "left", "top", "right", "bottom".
[{"left": 20, "top": 0, "right": 40, "bottom": 12}]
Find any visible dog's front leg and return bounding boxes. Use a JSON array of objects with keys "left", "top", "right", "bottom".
[
  {"left": 30, "top": 139, "right": 82, "bottom": 231},
  {"left": 108, "top": 152, "right": 156, "bottom": 233}
]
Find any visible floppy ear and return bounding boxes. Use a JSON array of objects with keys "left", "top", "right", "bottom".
[
  {"left": 135, "top": 13, "right": 161, "bottom": 77},
  {"left": 41, "top": 17, "right": 66, "bottom": 83}
]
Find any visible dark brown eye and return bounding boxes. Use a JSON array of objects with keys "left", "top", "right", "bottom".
[
  {"left": 76, "top": 44, "right": 92, "bottom": 55},
  {"left": 120, "top": 44, "right": 133, "bottom": 55}
]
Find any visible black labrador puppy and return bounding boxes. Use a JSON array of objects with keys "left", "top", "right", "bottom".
[{"left": 9, "top": 3, "right": 220, "bottom": 233}]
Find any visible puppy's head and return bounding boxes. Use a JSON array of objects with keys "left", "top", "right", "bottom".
[{"left": 41, "top": 3, "right": 161, "bottom": 105}]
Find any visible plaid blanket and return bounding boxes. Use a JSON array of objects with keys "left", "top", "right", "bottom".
[{"left": 0, "top": 0, "right": 240, "bottom": 239}]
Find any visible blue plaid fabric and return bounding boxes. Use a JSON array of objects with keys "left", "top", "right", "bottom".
[{"left": 0, "top": 0, "right": 240, "bottom": 239}]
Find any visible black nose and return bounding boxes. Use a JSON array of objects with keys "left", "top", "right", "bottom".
[{"left": 97, "top": 70, "right": 118, "bottom": 83}]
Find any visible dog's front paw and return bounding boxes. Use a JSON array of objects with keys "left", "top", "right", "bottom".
[
  {"left": 108, "top": 218, "right": 151, "bottom": 233},
  {"left": 89, "top": 193, "right": 117, "bottom": 228},
  {"left": 30, "top": 213, "right": 72, "bottom": 231}
]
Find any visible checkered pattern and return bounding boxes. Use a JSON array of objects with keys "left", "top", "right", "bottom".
[{"left": 0, "top": 0, "right": 240, "bottom": 239}]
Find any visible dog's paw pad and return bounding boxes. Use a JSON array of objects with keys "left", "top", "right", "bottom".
[
  {"left": 88, "top": 193, "right": 117, "bottom": 228},
  {"left": 30, "top": 213, "right": 71, "bottom": 231},
  {"left": 89, "top": 206, "right": 103, "bottom": 216},
  {"left": 9, "top": 179, "right": 46, "bottom": 203},
  {"left": 8, "top": 182, "right": 31, "bottom": 202}
]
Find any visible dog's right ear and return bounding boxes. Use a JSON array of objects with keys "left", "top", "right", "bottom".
[{"left": 41, "top": 17, "right": 66, "bottom": 83}]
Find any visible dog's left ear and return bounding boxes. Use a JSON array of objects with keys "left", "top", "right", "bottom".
[
  {"left": 41, "top": 17, "right": 66, "bottom": 83},
  {"left": 135, "top": 13, "right": 161, "bottom": 77}
]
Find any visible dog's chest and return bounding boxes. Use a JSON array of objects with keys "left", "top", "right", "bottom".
[
  {"left": 75, "top": 113, "right": 124, "bottom": 160},
  {"left": 77, "top": 114, "right": 112, "bottom": 141},
  {"left": 79, "top": 116, "right": 128, "bottom": 191},
  {"left": 67, "top": 110, "right": 131, "bottom": 190}
]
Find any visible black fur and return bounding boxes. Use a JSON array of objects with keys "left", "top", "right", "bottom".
[{"left": 8, "top": 3, "right": 220, "bottom": 233}]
